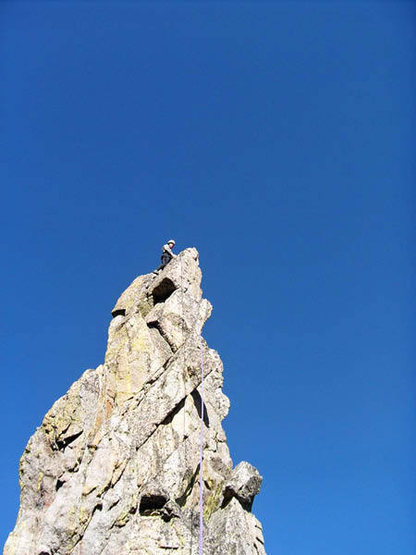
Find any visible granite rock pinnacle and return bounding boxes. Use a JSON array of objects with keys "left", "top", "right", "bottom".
[{"left": 5, "top": 248, "right": 265, "bottom": 554}]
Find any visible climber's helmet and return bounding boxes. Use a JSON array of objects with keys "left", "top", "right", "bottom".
[{"left": 167, "top": 239, "right": 176, "bottom": 247}]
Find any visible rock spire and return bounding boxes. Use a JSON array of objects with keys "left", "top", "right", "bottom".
[{"left": 5, "top": 248, "right": 265, "bottom": 554}]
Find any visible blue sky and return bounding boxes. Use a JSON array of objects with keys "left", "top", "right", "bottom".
[{"left": 1, "top": 1, "right": 415, "bottom": 553}]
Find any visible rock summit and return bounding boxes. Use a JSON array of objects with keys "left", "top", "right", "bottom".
[{"left": 5, "top": 248, "right": 265, "bottom": 554}]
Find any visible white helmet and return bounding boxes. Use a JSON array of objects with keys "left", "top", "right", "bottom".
[{"left": 167, "top": 239, "right": 176, "bottom": 245}]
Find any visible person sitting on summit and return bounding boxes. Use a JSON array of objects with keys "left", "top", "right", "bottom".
[{"left": 154, "top": 239, "right": 177, "bottom": 273}]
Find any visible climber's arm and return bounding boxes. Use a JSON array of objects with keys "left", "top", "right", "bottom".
[{"left": 163, "top": 244, "right": 177, "bottom": 258}]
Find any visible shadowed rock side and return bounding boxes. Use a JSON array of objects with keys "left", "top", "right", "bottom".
[{"left": 5, "top": 248, "right": 265, "bottom": 554}]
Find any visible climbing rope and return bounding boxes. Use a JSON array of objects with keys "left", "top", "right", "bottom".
[
  {"left": 179, "top": 252, "right": 204, "bottom": 554},
  {"left": 199, "top": 335, "right": 204, "bottom": 555}
]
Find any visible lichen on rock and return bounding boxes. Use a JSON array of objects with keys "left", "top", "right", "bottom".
[{"left": 5, "top": 247, "right": 265, "bottom": 554}]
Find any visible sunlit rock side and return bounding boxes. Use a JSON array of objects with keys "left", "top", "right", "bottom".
[{"left": 5, "top": 248, "right": 265, "bottom": 554}]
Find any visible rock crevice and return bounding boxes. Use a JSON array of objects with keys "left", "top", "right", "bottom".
[{"left": 5, "top": 247, "right": 265, "bottom": 554}]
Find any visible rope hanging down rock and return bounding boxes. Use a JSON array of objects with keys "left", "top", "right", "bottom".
[
  {"left": 199, "top": 335, "right": 204, "bottom": 555},
  {"left": 180, "top": 253, "right": 205, "bottom": 555}
]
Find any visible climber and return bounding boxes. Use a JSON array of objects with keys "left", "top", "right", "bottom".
[{"left": 153, "top": 239, "right": 177, "bottom": 273}]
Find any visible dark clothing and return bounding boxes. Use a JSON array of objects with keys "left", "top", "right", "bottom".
[
  {"left": 161, "top": 252, "right": 172, "bottom": 265},
  {"left": 157, "top": 252, "right": 172, "bottom": 271},
  {"left": 155, "top": 243, "right": 176, "bottom": 272}
]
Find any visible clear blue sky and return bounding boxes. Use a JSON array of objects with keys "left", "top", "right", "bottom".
[{"left": 1, "top": 2, "right": 415, "bottom": 553}]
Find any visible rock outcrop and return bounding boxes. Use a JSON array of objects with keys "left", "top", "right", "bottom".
[{"left": 5, "top": 248, "right": 265, "bottom": 554}]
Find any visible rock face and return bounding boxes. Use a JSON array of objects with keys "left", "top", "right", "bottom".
[{"left": 5, "top": 248, "right": 265, "bottom": 554}]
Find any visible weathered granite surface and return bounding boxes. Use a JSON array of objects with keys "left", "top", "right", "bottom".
[{"left": 5, "top": 248, "right": 265, "bottom": 554}]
